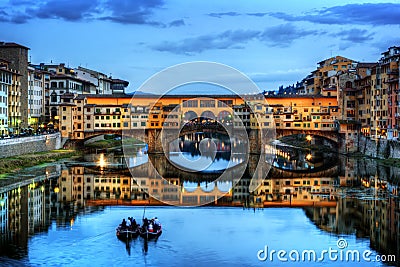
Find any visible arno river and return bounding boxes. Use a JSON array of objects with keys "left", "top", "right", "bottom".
[{"left": 0, "top": 136, "right": 399, "bottom": 266}]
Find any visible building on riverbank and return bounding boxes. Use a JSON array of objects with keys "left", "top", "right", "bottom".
[
  {"left": 0, "top": 58, "right": 22, "bottom": 135},
  {"left": 0, "top": 42, "right": 29, "bottom": 131},
  {"left": 27, "top": 65, "right": 46, "bottom": 129}
]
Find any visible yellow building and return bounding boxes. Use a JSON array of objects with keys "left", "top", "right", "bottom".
[
  {"left": 314, "top": 56, "right": 358, "bottom": 95},
  {"left": 371, "top": 65, "right": 389, "bottom": 138},
  {"left": 4, "top": 60, "right": 22, "bottom": 134}
]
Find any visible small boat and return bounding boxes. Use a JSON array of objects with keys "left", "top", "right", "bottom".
[
  {"left": 139, "top": 227, "right": 162, "bottom": 240},
  {"left": 139, "top": 223, "right": 162, "bottom": 240},
  {"left": 116, "top": 225, "right": 140, "bottom": 241}
]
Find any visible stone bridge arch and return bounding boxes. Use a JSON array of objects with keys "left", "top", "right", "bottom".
[{"left": 276, "top": 129, "right": 339, "bottom": 144}]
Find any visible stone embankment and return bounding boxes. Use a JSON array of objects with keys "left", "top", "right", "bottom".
[
  {"left": 0, "top": 133, "right": 62, "bottom": 158},
  {"left": 358, "top": 136, "right": 400, "bottom": 159}
]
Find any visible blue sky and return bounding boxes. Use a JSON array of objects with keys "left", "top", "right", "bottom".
[{"left": 1, "top": 0, "right": 400, "bottom": 93}]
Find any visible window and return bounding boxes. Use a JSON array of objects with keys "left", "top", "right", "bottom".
[
  {"left": 200, "top": 100, "right": 215, "bottom": 107},
  {"left": 182, "top": 100, "right": 198, "bottom": 107},
  {"left": 86, "top": 123, "right": 91, "bottom": 128},
  {"left": 51, "top": 93, "right": 57, "bottom": 102}
]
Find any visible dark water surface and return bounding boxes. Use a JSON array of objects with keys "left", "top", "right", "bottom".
[
  {"left": 1, "top": 140, "right": 399, "bottom": 266},
  {"left": 0, "top": 206, "right": 383, "bottom": 267}
]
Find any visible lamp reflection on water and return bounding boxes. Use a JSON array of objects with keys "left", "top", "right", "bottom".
[{"left": 98, "top": 153, "right": 106, "bottom": 169}]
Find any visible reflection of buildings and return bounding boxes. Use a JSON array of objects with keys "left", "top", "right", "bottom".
[
  {"left": 356, "top": 175, "right": 399, "bottom": 259},
  {"left": 57, "top": 164, "right": 233, "bottom": 206},
  {"left": 0, "top": 192, "right": 8, "bottom": 233},
  {"left": 255, "top": 177, "right": 337, "bottom": 204},
  {"left": 0, "top": 154, "right": 399, "bottom": 263}
]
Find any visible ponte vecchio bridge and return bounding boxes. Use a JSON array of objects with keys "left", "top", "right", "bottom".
[{"left": 60, "top": 94, "right": 345, "bottom": 152}]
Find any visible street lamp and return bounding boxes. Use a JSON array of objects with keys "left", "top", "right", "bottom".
[{"left": 17, "top": 119, "right": 21, "bottom": 134}]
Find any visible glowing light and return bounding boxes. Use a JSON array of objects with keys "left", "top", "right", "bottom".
[
  {"left": 54, "top": 187, "right": 60, "bottom": 193},
  {"left": 98, "top": 153, "right": 106, "bottom": 168},
  {"left": 306, "top": 135, "right": 312, "bottom": 142},
  {"left": 306, "top": 153, "right": 312, "bottom": 161}
]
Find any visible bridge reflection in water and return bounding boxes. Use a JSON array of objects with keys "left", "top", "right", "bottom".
[{"left": 0, "top": 154, "right": 399, "bottom": 263}]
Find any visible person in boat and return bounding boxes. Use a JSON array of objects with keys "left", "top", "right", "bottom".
[
  {"left": 153, "top": 217, "right": 160, "bottom": 232},
  {"left": 131, "top": 218, "right": 138, "bottom": 229},
  {"left": 126, "top": 217, "right": 132, "bottom": 229},
  {"left": 142, "top": 218, "right": 149, "bottom": 230},
  {"left": 148, "top": 222, "right": 154, "bottom": 233},
  {"left": 121, "top": 218, "right": 127, "bottom": 229}
]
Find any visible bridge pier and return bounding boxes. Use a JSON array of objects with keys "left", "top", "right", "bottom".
[
  {"left": 146, "top": 129, "right": 163, "bottom": 153},
  {"left": 248, "top": 129, "right": 261, "bottom": 154}
]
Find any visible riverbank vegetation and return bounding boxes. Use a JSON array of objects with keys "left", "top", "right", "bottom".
[
  {"left": 0, "top": 149, "right": 80, "bottom": 175},
  {"left": 85, "top": 137, "right": 144, "bottom": 149}
]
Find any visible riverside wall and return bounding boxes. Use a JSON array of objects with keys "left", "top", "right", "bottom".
[
  {"left": 357, "top": 135, "right": 400, "bottom": 159},
  {"left": 0, "top": 133, "right": 62, "bottom": 158}
]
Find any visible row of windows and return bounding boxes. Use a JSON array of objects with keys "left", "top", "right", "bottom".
[
  {"left": 0, "top": 83, "right": 9, "bottom": 93},
  {"left": 264, "top": 180, "right": 332, "bottom": 186},
  {"left": 275, "top": 122, "right": 332, "bottom": 128},
  {"left": 93, "top": 114, "right": 148, "bottom": 120},
  {"left": 28, "top": 89, "right": 43, "bottom": 96},
  {"left": 29, "top": 108, "right": 42, "bottom": 115},
  {"left": 94, "top": 123, "right": 122, "bottom": 128},
  {"left": 28, "top": 99, "right": 42, "bottom": 105},
  {"left": 0, "top": 107, "right": 7, "bottom": 115},
  {"left": 0, "top": 72, "right": 12, "bottom": 84},
  {"left": 28, "top": 80, "right": 43, "bottom": 87},
  {"left": 182, "top": 99, "right": 234, "bottom": 108}
]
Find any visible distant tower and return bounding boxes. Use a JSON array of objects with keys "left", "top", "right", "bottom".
[{"left": 0, "top": 42, "right": 30, "bottom": 129}]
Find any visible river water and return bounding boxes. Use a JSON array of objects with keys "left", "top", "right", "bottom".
[{"left": 0, "top": 139, "right": 399, "bottom": 266}]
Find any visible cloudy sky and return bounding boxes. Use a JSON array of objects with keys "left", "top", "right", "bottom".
[{"left": 1, "top": 0, "right": 399, "bottom": 93}]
